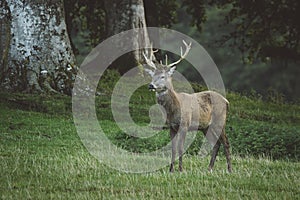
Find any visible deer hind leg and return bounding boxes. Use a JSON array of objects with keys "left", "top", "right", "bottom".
[
  {"left": 220, "top": 129, "right": 232, "bottom": 173},
  {"left": 208, "top": 139, "right": 221, "bottom": 172},
  {"left": 169, "top": 128, "right": 177, "bottom": 172},
  {"left": 203, "top": 126, "right": 222, "bottom": 172}
]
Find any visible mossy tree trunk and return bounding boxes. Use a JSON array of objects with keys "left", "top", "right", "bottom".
[
  {"left": 103, "top": 0, "right": 151, "bottom": 74},
  {"left": 0, "top": 0, "right": 77, "bottom": 94}
]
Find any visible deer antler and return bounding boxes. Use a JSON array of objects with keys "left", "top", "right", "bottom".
[
  {"left": 143, "top": 43, "right": 157, "bottom": 69},
  {"left": 167, "top": 40, "right": 192, "bottom": 68}
]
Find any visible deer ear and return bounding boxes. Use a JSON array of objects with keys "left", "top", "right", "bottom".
[
  {"left": 144, "top": 68, "right": 154, "bottom": 77},
  {"left": 167, "top": 66, "right": 176, "bottom": 76}
]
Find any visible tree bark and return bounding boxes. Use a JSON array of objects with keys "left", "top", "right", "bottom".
[
  {"left": 103, "top": 0, "right": 151, "bottom": 73},
  {"left": 0, "top": 1, "right": 11, "bottom": 80},
  {"left": 0, "top": 0, "right": 77, "bottom": 94}
]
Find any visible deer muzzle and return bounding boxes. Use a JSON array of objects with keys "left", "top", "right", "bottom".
[{"left": 148, "top": 83, "right": 156, "bottom": 92}]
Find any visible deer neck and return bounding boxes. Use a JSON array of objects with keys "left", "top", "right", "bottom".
[{"left": 156, "top": 85, "right": 181, "bottom": 119}]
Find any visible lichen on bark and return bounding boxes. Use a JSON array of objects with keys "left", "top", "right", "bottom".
[{"left": 0, "top": 0, "right": 77, "bottom": 94}]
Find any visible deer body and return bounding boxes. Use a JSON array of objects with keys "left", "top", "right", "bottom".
[
  {"left": 144, "top": 41, "right": 232, "bottom": 172},
  {"left": 157, "top": 87, "right": 213, "bottom": 131}
]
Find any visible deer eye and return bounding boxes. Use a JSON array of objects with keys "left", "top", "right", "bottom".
[{"left": 161, "top": 75, "right": 165, "bottom": 79}]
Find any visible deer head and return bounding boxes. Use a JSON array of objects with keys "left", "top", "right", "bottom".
[{"left": 143, "top": 40, "right": 192, "bottom": 93}]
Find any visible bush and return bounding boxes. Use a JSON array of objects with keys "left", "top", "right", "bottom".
[
  {"left": 227, "top": 119, "right": 300, "bottom": 160},
  {"left": 1, "top": 79, "right": 299, "bottom": 161},
  {"left": 97, "top": 69, "right": 121, "bottom": 94}
]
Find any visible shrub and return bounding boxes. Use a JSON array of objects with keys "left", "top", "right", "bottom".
[{"left": 97, "top": 69, "right": 121, "bottom": 94}]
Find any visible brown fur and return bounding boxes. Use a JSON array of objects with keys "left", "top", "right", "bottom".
[{"left": 156, "top": 79, "right": 232, "bottom": 173}]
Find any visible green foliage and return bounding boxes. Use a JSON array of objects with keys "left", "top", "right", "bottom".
[
  {"left": 100, "top": 121, "right": 170, "bottom": 153},
  {"left": 182, "top": 0, "right": 207, "bottom": 31},
  {"left": 0, "top": 93, "right": 71, "bottom": 115},
  {"left": 65, "top": 0, "right": 179, "bottom": 49},
  {"left": 144, "top": 0, "right": 179, "bottom": 27},
  {"left": 66, "top": 0, "right": 300, "bottom": 100},
  {"left": 173, "top": 5, "right": 300, "bottom": 101},
  {"left": 112, "top": 81, "right": 300, "bottom": 159},
  {"left": 205, "top": 0, "right": 300, "bottom": 62},
  {"left": 228, "top": 120, "right": 299, "bottom": 160},
  {"left": 1, "top": 71, "right": 299, "bottom": 197},
  {"left": 64, "top": 0, "right": 106, "bottom": 48},
  {"left": 66, "top": 0, "right": 300, "bottom": 63},
  {"left": 97, "top": 69, "right": 121, "bottom": 94},
  {"left": 226, "top": 92, "right": 300, "bottom": 160},
  {"left": 1, "top": 75, "right": 299, "bottom": 160}
]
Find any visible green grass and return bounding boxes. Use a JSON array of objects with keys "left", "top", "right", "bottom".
[{"left": 0, "top": 89, "right": 299, "bottom": 199}]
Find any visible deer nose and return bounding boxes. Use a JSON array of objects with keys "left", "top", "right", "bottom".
[{"left": 148, "top": 84, "right": 156, "bottom": 90}]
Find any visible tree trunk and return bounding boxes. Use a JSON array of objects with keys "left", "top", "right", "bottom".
[
  {"left": 103, "top": 0, "right": 151, "bottom": 74},
  {"left": 0, "top": 0, "right": 77, "bottom": 94},
  {"left": 0, "top": 1, "right": 11, "bottom": 81}
]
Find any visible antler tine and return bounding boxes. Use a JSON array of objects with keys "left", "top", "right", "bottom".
[
  {"left": 165, "top": 54, "right": 168, "bottom": 65},
  {"left": 167, "top": 40, "right": 192, "bottom": 68},
  {"left": 143, "top": 43, "right": 157, "bottom": 69}
]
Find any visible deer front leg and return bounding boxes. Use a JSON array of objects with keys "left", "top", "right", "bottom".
[
  {"left": 170, "top": 128, "right": 177, "bottom": 172},
  {"left": 178, "top": 127, "right": 187, "bottom": 172}
]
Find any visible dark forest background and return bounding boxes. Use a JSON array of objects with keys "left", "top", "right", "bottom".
[{"left": 65, "top": 0, "right": 300, "bottom": 102}]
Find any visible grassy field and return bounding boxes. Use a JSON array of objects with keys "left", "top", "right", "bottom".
[{"left": 0, "top": 89, "right": 299, "bottom": 199}]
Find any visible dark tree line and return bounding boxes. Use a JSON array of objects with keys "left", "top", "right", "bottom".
[
  {"left": 184, "top": 0, "right": 300, "bottom": 64},
  {"left": 66, "top": 0, "right": 300, "bottom": 64},
  {"left": 1, "top": 0, "right": 299, "bottom": 97}
]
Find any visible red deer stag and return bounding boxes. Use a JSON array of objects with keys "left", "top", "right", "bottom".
[{"left": 143, "top": 41, "right": 232, "bottom": 172}]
